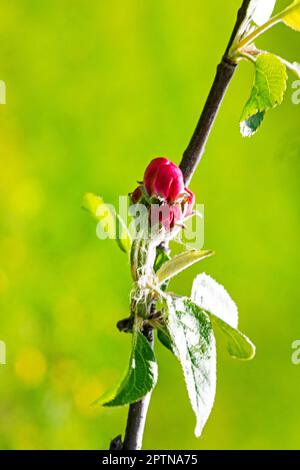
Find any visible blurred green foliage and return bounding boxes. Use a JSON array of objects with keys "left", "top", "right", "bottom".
[{"left": 0, "top": 0, "right": 299, "bottom": 450}]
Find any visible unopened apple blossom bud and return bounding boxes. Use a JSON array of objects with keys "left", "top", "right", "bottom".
[
  {"left": 130, "top": 185, "right": 143, "bottom": 204},
  {"left": 143, "top": 158, "right": 185, "bottom": 203}
]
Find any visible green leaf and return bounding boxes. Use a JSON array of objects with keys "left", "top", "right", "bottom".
[
  {"left": 192, "top": 273, "right": 239, "bottom": 328},
  {"left": 154, "top": 247, "right": 171, "bottom": 291},
  {"left": 269, "top": 55, "right": 300, "bottom": 78},
  {"left": 157, "top": 327, "right": 173, "bottom": 353},
  {"left": 98, "top": 330, "right": 158, "bottom": 407},
  {"left": 209, "top": 314, "right": 255, "bottom": 360},
  {"left": 191, "top": 274, "right": 255, "bottom": 360},
  {"left": 280, "top": 0, "right": 300, "bottom": 31},
  {"left": 240, "top": 111, "right": 265, "bottom": 138},
  {"left": 156, "top": 250, "right": 214, "bottom": 286},
  {"left": 240, "top": 53, "right": 288, "bottom": 137},
  {"left": 246, "top": 0, "right": 277, "bottom": 26},
  {"left": 165, "top": 296, "right": 216, "bottom": 437},
  {"left": 154, "top": 247, "right": 171, "bottom": 273},
  {"left": 82, "top": 192, "right": 132, "bottom": 254}
]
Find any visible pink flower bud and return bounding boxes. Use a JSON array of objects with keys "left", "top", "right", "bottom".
[
  {"left": 170, "top": 204, "right": 183, "bottom": 228},
  {"left": 130, "top": 185, "right": 143, "bottom": 204},
  {"left": 144, "top": 158, "right": 185, "bottom": 203},
  {"left": 149, "top": 202, "right": 188, "bottom": 232},
  {"left": 149, "top": 202, "right": 174, "bottom": 231}
]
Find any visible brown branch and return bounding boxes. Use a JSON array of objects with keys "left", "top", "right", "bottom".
[
  {"left": 180, "top": 0, "right": 251, "bottom": 184},
  {"left": 179, "top": 59, "right": 236, "bottom": 184},
  {"left": 110, "top": 0, "right": 251, "bottom": 451}
]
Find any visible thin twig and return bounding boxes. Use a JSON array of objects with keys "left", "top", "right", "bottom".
[
  {"left": 180, "top": 0, "right": 251, "bottom": 183},
  {"left": 179, "top": 59, "right": 236, "bottom": 184},
  {"left": 110, "top": 0, "right": 251, "bottom": 450}
]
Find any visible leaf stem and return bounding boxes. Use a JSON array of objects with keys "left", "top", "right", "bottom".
[
  {"left": 233, "top": 13, "right": 282, "bottom": 53},
  {"left": 239, "top": 52, "right": 257, "bottom": 64}
]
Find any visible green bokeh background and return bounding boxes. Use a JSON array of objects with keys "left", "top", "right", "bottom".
[{"left": 0, "top": 0, "right": 299, "bottom": 450}]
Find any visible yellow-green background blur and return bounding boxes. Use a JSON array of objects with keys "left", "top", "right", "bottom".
[{"left": 0, "top": 0, "right": 299, "bottom": 450}]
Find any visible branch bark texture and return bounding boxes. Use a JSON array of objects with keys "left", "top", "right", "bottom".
[{"left": 180, "top": 0, "right": 251, "bottom": 183}]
